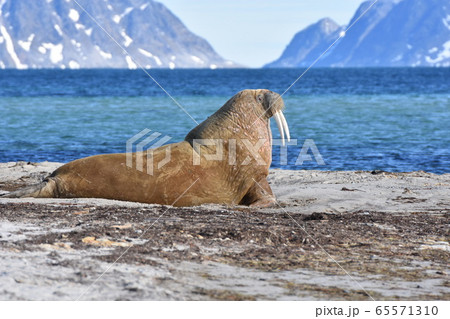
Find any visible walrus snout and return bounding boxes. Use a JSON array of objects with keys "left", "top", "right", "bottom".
[{"left": 256, "top": 89, "right": 290, "bottom": 146}]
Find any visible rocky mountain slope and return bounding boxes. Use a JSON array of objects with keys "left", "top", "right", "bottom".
[
  {"left": 265, "top": 18, "right": 343, "bottom": 68},
  {"left": 0, "top": 0, "right": 235, "bottom": 69}
]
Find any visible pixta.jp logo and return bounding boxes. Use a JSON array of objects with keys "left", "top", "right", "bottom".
[
  {"left": 126, "top": 129, "right": 325, "bottom": 175},
  {"left": 126, "top": 129, "right": 172, "bottom": 175}
]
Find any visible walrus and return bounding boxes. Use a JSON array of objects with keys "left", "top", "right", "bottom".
[{"left": 4, "top": 89, "right": 290, "bottom": 207}]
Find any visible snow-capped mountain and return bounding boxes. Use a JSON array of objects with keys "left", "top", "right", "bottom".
[
  {"left": 265, "top": 0, "right": 450, "bottom": 67},
  {"left": 0, "top": 0, "right": 236, "bottom": 69}
]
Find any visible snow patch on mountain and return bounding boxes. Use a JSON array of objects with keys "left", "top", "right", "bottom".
[
  {"left": 153, "top": 56, "right": 162, "bottom": 66},
  {"left": 191, "top": 55, "right": 204, "bottom": 65},
  {"left": 54, "top": 24, "right": 63, "bottom": 36},
  {"left": 0, "top": 25, "right": 27, "bottom": 69},
  {"left": 18, "top": 34, "right": 35, "bottom": 52},
  {"left": 42, "top": 43, "right": 63, "bottom": 64},
  {"left": 69, "top": 60, "right": 80, "bottom": 69},
  {"left": 68, "top": 9, "right": 79, "bottom": 22},
  {"left": 95, "top": 45, "right": 112, "bottom": 59},
  {"left": 443, "top": 14, "right": 450, "bottom": 30},
  {"left": 0, "top": 0, "right": 5, "bottom": 14},
  {"left": 113, "top": 7, "right": 133, "bottom": 23},
  {"left": 138, "top": 48, "right": 153, "bottom": 57},
  {"left": 75, "top": 23, "right": 84, "bottom": 30},
  {"left": 125, "top": 55, "right": 137, "bottom": 69},
  {"left": 120, "top": 30, "right": 133, "bottom": 47},
  {"left": 425, "top": 40, "right": 450, "bottom": 66},
  {"left": 71, "top": 39, "right": 81, "bottom": 48}
]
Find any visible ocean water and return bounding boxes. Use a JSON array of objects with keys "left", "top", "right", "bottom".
[{"left": 0, "top": 68, "right": 449, "bottom": 174}]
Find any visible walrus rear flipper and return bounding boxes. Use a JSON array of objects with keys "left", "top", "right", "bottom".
[{"left": 1, "top": 179, "right": 57, "bottom": 198}]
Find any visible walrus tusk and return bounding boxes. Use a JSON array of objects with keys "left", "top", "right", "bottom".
[
  {"left": 274, "top": 111, "right": 290, "bottom": 146},
  {"left": 279, "top": 111, "right": 290, "bottom": 143},
  {"left": 274, "top": 112, "right": 285, "bottom": 146}
]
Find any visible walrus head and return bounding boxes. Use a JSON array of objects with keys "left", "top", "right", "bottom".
[
  {"left": 185, "top": 89, "right": 290, "bottom": 146},
  {"left": 253, "top": 89, "right": 290, "bottom": 146}
]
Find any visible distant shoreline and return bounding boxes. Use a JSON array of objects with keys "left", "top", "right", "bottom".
[{"left": 1, "top": 66, "right": 450, "bottom": 70}]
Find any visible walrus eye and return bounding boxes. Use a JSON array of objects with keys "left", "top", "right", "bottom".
[{"left": 257, "top": 94, "right": 264, "bottom": 104}]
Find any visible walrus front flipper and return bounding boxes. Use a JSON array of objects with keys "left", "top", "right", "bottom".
[
  {"left": 1, "top": 179, "right": 57, "bottom": 198},
  {"left": 239, "top": 177, "right": 277, "bottom": 208}
]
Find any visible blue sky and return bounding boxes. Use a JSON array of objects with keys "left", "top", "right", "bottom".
[{"left": 158, "top": 0, "right": 366, "bottom": 67}]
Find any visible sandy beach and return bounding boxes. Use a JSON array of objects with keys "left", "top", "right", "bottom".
[{"left": 0, "top": 161, "right": 448, "bottom": 300}]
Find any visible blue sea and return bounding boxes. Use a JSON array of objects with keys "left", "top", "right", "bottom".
[{"left": 0, "top": 68, "right": 449, "bottom": 174}]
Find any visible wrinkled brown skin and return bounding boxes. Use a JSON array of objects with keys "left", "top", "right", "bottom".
[{"left": 23, "top": 89, "right": 285, "bottom": 207}]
